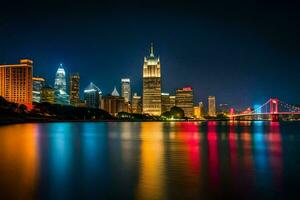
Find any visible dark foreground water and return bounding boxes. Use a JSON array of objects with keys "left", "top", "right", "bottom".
[{"left": 0, "top": 121, "right": 300, "bottom": 199}]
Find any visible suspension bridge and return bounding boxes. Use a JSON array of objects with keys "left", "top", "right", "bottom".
[{"left": 229, "top": 98, "right": 300, "bottom": 121}]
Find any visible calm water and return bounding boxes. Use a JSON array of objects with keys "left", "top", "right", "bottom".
[{"left": 0, "top": 121, "right": 300, "bottom": 199}]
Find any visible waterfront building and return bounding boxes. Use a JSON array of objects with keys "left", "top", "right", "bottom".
[
  {"left": 194, "top": 106, "right": 200, "bottom": 119},
  {"left": 131, "top": 92, "right": 142, "bottom": 114},
  {"left": 170, "top": 96, "right": 176, "bottom": 108},
  {"left": 84, "top": 82, "right": 102, "bottom": 109},
  {"left": 175, "top": 87, "right": 194, "bottom": 117},
  {"left": 32, "top": 77, "right": 45, "bottom": 103},
  {"left": 208, "top": 96, "right": 216, "bottom": 117},
  {"left": 54, "top": 64, "right": 69, "bottom": 105},
  {"left": 219, "top": 103, "right": 229, "bottom": 114},
  {"left": 142, "top": 43, "right": 161, "bottom": 116},
  {"left": 69, "top": 73, "right": 80, "bottom": 106},
  {"left": 161, "top": 93, "right": 172, "bottom": 113},
  {"left": 101, "top": 87, "right": 126, "bottom": 116},
  {"left": 0, "top": 59, "right": 33, "bottom": 105},
  {"left": 121, "top": 78, "right": 131, "bottom": 102},
  {"left": 41, "top": 85, "right": 55, "bottom": 104},
  {"left": 199, "top": 101, "right": 205, "bottom": 117}
]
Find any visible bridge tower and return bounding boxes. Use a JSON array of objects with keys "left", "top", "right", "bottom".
[{"left": 270, "top": 98, "right": 279, "bottom": 122}]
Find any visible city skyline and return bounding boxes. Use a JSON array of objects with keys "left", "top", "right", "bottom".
[{"left": 1, "top": 1, "right": 299, "bottom": 109}]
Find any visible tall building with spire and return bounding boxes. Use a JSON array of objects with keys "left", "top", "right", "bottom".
[
  {"left": 121, "top": 78, "right": 131, "bottom": 102},
  {"left": 142, "top": 43, "right": 162, "bottom": 116},
  {"left": 54, "top": 64, "right": 69, "bottom": 105}
]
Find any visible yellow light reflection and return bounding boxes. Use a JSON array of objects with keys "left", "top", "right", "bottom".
[
  {"left": 136, "top": 122, "right": 166, "bottom": 200},
  {"left": 0, "top": 124, "right": 39, "bottom": 199}
]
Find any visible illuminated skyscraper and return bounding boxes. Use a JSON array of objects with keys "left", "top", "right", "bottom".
[
  {"left": 121, "top": 78, "right": 131, "bottom": 102},
  {"left": 41, "top": 85, "right": 55, "bottom": 104},
  {"left": 199, "top": 101, "right": 204, "bottom": 117},
  {"left": 0, "top": 59, "right": 33, "bottom": 105},
  {"left": 175, "top": 87, "right": 194, "bottom": 117},
  {"left": 54, "top": 64, "right": 69, "bottom": 105},
  {"left": 208, "top": 96, "right": 216, "bottom": 117},
  {"left": 161, "top": 93, "right": 172, "bottom": 113},
  {"left": 32, "top": 77, "right": 45, "bottom": 103},
  {"left": 132, "top": 92, "right": 142, "bottom": 114},
  {"left": 84, "top": 82, "right": 102, "bottom": 109},
  {"left": 142, "top": 43, "right": 161, "bottom": 116},
  {"left": 101, "top": 87, "right": 126, "bottom": 116},
  {"left": 170, "top": 96, "right": 176, "bottom": 108},
  {"left": 69, "top": 73, "right": 80, "bottom": 106}
]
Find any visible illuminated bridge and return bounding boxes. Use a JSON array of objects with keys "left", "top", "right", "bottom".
[{"left": 229, "top": 98, "right": 300, "bottom": 122}]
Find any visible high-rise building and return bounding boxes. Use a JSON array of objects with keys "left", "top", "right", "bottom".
[
  {"left": 161, "top": 93, "right": 172, "bottom": 113},
  {"left": 32, "top": 77, "right": 45, "bottom": 103},
  {"left": 121, "top": 78, "right": 131, "bottom": 102},
  {"left": 199, "top": 101, "right": 205, "bottom": 117},
  {"left": 101, "top": 87, "right": 126, "bottom": 116},
  {"left": 69, "top": 73, "right": 80, "bottom": 106},
  {"left": 194, "top": 106, "right": 200, "bottom": 119},
  {"left": 142, "top": 43, "right": 161, "bottom": 116},
  {"left": 175, "top": 87, "right": 194, "bottom": 117},
  {"left": 208, "top": 96, "right": 216, "bottom": 117},
  {"left": 0, "top": 59, "right": 33, "bottom": 105},
  {"left": 170, "top": 96, "right": 176, "bottom": 108},
  {"left": 41, "top": 85, "right": 55, "bottom": 104},
  {"left": 84, "top": 82, "right": 102, "bottom": 109},
  {"left": 54, "top": 64, "right": 69, "bottom": 105},
  {"left": 131, "top": 92, "right": 142, "bottom": 114}
]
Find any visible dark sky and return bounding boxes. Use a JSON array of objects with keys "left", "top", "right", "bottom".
[{"left": 1, "top": 0, "right": 300, "bottom": 109}]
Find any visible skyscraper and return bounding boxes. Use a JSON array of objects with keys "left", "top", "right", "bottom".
[
  {"left": 199, "top": 101, "right": 205, "bottom": 117},
  {"left": 121, "top": 78, "right": 131, "bottom": 102},
  {"left": 32, "top": 77, "right": 45, "bottom": 103},
  {"left": 142, "top": 43, "right": 161, "bottom": 116},
  {"left": 131, "top": 92, "right": 142, "bottom": 114},
  {"left": 84, "top": 82, "right": 102, "bottom": 109},
  {"left": 69, "top": 73, "right": 80, "bottom": 106},
  {"left": 0, "top": 59, "right": 33, "bottom": 105},
  {"left": 161, "top": 93, "right": 172, "bottom": 113},
  {"left": 101, "top": 87, "right": 126, "bottom": 116},
  {"left": 208, "top": 96, "right": 216, "bottom": 117},
  {"left": 41, "top": 85, "right": 55, "bottom": 104},
  {"left": 175, "top": 87, "right": 194, "bottom": 117},
  {"left": 54, "top": 64, "right": 69, "bottom": 105}
]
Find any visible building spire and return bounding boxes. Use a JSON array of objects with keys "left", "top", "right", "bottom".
[{"left": 150, "top": 43, "right": 154, "bottom": 57}]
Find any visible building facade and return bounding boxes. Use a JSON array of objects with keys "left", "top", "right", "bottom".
[
  {"left": 32, "top": 77, "right": 45, "bottom": 103},
  {"left": 161, "top": 93, "right": 172, "bottom": 113},
  {"left": 0, "top": 59, "right": 33, "bottom": 105},
  {"left": 69, "top": 73, "right": 80, "bottom": 106},
  {"left": 121, "top": 78, "right": 131, "bottom": 103},
  {"left": 175, "top": 87, "right": 194, "bottom": 117},
  {"left": 199, "top": 101, "right": 205, "bottom": 117},
  {"left": 41, "top": 85, "right": 55, "bottom": 104},
  {"left": 101, "top": 87, "right": 126, "bottom": 116},
  {"left": 54, "top": 64, "right": 69, "bottom": 105},
  {"left": 208, "top": 96, "right": 216, "bottom": 117},
  {"left": 84, "top": 82, "right": 101, "bottom": 109},
  {"left": 170, "top": 96, "right": 176, "bottom": 108},
  {"left": 131, "top": 92, "right": 142, "bottom": 114},
  {"left": 142, "top": 44, "right": 162, "bottom": 116}
]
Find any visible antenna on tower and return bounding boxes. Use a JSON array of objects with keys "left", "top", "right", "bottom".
[{"left": 150, "top": 42, "right": 154, "bottom": 57}]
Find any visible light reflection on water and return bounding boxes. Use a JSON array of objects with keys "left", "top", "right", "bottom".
[{"left": 0, "top": 121, "right": 299, "bottom": 199}]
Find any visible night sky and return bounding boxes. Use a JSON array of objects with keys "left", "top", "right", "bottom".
[{"left": 1, "top": 0, "right": 300, "bottom": 109}]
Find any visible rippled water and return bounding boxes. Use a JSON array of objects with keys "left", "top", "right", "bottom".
[{"left": 0, "top": 121, "right": 299, "bottom": 199}]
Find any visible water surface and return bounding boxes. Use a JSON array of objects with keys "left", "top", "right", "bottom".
[{"left": 0, "top": 121, "right": 299, "bottom": 199}]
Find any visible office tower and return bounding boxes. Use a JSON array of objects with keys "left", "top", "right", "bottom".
[
  {"left": 84, "top": 82, "right": 102, "bottom": 109},
  {"left": 208, "top": 96, "right": 216, "bottom": 117},
  {"left": 199, "top": 101, "right": 204, "bottom": 117},
  {"left": 101, "top": 87, "right": 126, "bottom": 116},
  {"left": 131, "top": 92, "right": 142, "bottom": 114},
  {"left": 175, "top": 87, "right": 194, "bottom": 117},
  {"left": 0, "top": 59, "right": 33, "bottom": 105},
  {"left": 142, "top": 43, "right": 161, "bottom": 116},
  {"left": 41, "top": 85, "right": 55, "bottom": 104},
  {"left": 194, "top": 106, "right": 200, "bottom": 119},
  {"left": 169, "top": 96, "right": 176, "bottom": 108},
  {"left": 69, "top": 73, "right": 80, "bottom": 106},
  {"left": 32, "top": 77, "right": 45, "bottom": 103},
  {"left": 121, "top": 78, "right": 131, "bottom": 102},
  {"left": 54, "top": 64, "right": 69, "bottom": 105},
  {"left": 161, "top": 93, "right": 172, "bottom": 113}
]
